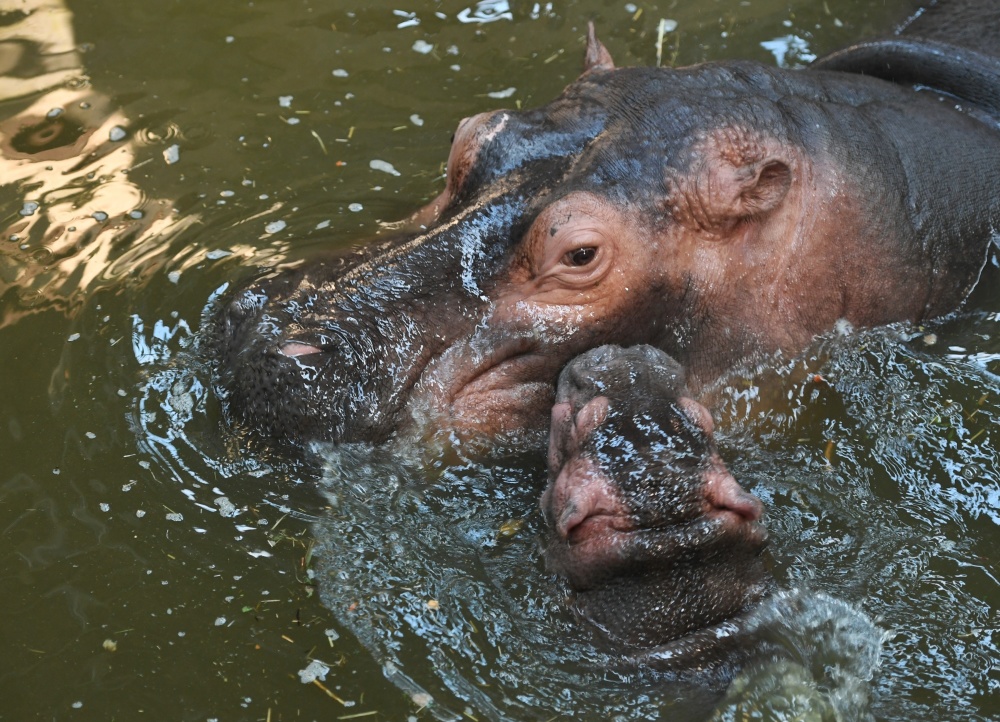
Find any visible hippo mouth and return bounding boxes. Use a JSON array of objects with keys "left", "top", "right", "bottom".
[
  {"left": 563, "top": 504, "right": 768, "bottom": 553},
  {"left": 546, "top": 457, "right": 769, "bottom": 573},
  {"left": 269, "top": 324, "right": 565, "bottom": 445},
  {"left": 406, "top": 335, "right": 569, "bottom": 441}
]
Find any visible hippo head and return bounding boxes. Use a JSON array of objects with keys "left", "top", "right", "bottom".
[
  {"left": 208, "top": 26, "right": 983, "bottom": 447},
  {"left": 542, "top": 345, "right": 772, "bottom": 655}
]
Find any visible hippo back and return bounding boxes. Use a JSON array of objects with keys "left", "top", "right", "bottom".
[
  {"left": 812, "top": 0, "right": 1000, "bottom": 121},
  {"left": 902, "top": 0, "right": 1000, "bottom": 56}
]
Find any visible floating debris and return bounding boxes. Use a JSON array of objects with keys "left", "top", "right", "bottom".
[
  {"left": 498, "top": 518, "right": 524, "bottom": 537},
  {"left": 487, "top": 87, "right": 516, "bottom": 99},
  {"left": 214, "top": 496, "right": 240, "bottom": 517},
  {"left": 457, "top": 0, "right": 512, "bottom": 24},
  {"left": 369, "top": 159, "right": 400, "bottom": 176},
  {"left": 163, "top": 144, "right": 180, "bottom": 164},
  {"left": 298, "top": 659, "right": 330, "bottom": 684}
]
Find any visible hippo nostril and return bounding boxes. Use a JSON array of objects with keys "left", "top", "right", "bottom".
[{"left": 281, "top": 341, "right": 324, "bottom": 358}]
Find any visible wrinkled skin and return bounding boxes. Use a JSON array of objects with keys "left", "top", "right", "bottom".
[
  {"left": 209, "top": 3, "right": 1000, "bottom": 447},
  {"left": 542, "top": 345, "right": 773, "bottom": 667}
]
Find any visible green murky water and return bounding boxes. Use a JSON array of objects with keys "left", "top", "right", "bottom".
[{"left": 1, "top": 1, "right": 997, "bottom": 720}]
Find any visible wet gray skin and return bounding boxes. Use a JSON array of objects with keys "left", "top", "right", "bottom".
[
  {"left": 542, "top": 345, "right": 774, "bottom": 672},
  {"left": 209, "top": 1, "right": 1000, "bottom": 448}
]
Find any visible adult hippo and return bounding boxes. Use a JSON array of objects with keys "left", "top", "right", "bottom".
[{"left": 208, "top": 0, "right": 1000, "bottom": 447}]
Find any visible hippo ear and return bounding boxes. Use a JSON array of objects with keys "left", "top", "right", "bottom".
[
  {"left": 704, "top": 156, "right": 791, "bottom": 232},
  {"left": 583, "top": 22, "right": 615, "bottom": 74},
  {"left": 668, "top": 142, "right": 792, "bottom": 234}
]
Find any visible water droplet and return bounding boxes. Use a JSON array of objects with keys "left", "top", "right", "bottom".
[
  {"left": 93, "top": 211, "right": 108, "bottom": 222},
  {"left": 412, "top": 40, "right": 434, "bottom": 54},
  {"left": 278, "top": 95, "right": 293, "bottom": 108},
  {"left": 19, "top": 201, "right": 39, "bottom": 216},
  {"left": 349, "top": 203, "right": 363, "bottom": 212},
  {"left": 410, "top": 114, "right": 424, "bottom": 126},
  {"left": 109, "top": 125, "right": 127, "bottom": 142},
  {"left": 332, "top": 68, "right": 349, "bottom": 78},
  {"left": 265, "top": 219, "right": 287, "bottom": 234},
  {"left": 129, "top": 210, "right": 144, "bottom": 219}
]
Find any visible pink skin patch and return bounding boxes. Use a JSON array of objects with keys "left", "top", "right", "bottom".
[
  {"left": 703, "top": 462, "right": 763, "bottom": 523},
  {"left": 280, "top": 342, "right": 323, "bottom": 357}
]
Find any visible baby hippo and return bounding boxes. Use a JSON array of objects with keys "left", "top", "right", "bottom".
[{"left": 543, "top": 345, "right": 773, "bottom": 672}]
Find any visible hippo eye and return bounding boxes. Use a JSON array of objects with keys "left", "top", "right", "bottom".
[{"left": 564, "top": 247, "right": 597, "bottom": 267}]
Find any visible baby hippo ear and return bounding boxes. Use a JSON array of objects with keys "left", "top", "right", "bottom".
[
  {"left": 667, "top": 134, "right": 793, "bottom": 235},
  {"left": 583, "top": 22, "right": 615, "bottom": 74}
]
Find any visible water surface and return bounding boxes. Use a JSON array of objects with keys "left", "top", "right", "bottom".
[{"left": 1, "top": 1, "right": 996, "bottom": 720}]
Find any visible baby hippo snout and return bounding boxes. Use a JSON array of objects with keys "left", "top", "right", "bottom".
[{"left": 543, "top": 345, "right": 772, "bottom": 657}]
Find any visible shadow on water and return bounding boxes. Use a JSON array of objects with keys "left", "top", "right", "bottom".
[{"left": 0, "top": 0, "right": 997, "bottom": 720}]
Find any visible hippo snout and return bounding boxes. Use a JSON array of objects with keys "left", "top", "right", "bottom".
[
  {"left": 544, "top": 344, "right": 773, "bottom": 653},
  {"left": 557, "top": 345, "right": 687, "bottom": 411}
]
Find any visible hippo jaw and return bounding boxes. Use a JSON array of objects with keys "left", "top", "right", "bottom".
[{"left": 542, "top": 345, "right": 772, "bottom": 651}]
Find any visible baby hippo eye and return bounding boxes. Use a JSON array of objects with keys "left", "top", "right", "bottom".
[{"left": 564, "top": 247, "right": 597, "bottom": 267}]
